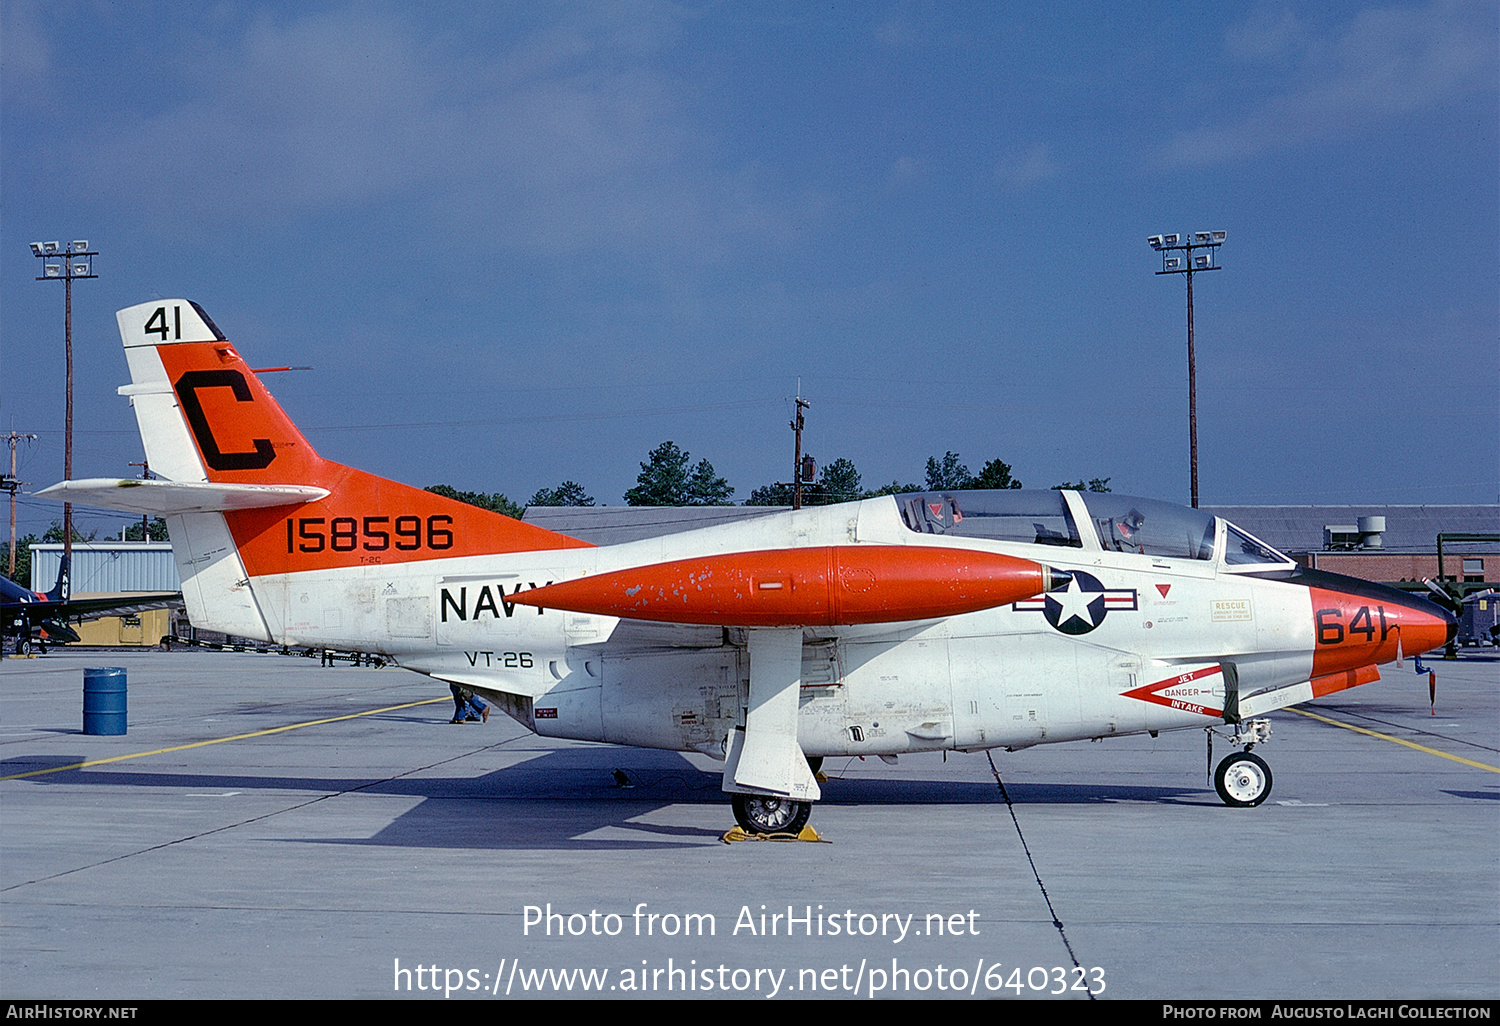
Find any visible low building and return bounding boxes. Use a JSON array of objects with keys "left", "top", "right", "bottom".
[
  {"left": 1200, "top": 505, "right": 1498, "bottom": 586},
  {"left": 29, "top": 541, "right": 185, "bottom": 647}
]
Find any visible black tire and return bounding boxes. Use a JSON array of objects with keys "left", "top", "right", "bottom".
[
  {"left": 731, "top": 793, "right": 812, "bottom": 836},
  {"left": 16, "top": 637, "right": 31, "bottom": 657},
  {"left": 806, "top": 756, "right": 824, "bottom": 775},
  {"left": 1214, "top": 752, "right": 1272, "bottom": 807}
]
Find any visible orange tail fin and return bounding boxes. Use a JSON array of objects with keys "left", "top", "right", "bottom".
[{"left": 117, "top": 300, "right": 590, "bottom": 579}]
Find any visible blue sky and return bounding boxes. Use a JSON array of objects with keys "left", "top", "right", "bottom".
[{"left": 4, "top": 1, "right": 1496, "bottom": 543}]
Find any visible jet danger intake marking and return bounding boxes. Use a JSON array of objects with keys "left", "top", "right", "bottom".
[
  {"left": 1121, "top": 665, "right": 1225, "bottom": 718},
  {"left": 1013, "top": 570, "right": 1137, "bottom": 635}
]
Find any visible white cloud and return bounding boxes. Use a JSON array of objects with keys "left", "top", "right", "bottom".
[
  {"left": 1223, "top": 6, "right": 1310, "bottom": 63},
  {"left": 1, "top": 0, "right": 54, "bottom": 107},
  {"left": 996, "top": 143, "right": 1062, "bottom": 192},
  {"left": 1166, "top": 0, "right": 1494, "bottom": 166},
  {"left": 66, "top": 5, "right": 797, "bottom": 264}
]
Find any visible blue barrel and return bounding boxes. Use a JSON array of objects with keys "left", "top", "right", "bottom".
[{"left": 83, "top": 667, "right": 127, "bottom": 735}]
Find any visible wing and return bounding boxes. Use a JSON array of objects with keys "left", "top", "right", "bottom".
[{"left": 503, "top": 543, "right": 1058, "bottom": 804}]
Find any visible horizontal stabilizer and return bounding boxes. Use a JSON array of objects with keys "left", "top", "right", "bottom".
[{"left": 36, "top": 478, "right": 329, "bottom": 516}]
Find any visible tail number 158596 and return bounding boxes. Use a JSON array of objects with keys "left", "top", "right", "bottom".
[{"left": 285, "top": 515, "right": 454, "bottom": 553}]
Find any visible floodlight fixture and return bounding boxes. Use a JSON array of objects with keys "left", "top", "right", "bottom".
[
  {"left": 1146, "top": 228, "right": 1227, "bottom": 509},
  {"left": 31, "top": 236, "right": 99, "bottom": 570}
]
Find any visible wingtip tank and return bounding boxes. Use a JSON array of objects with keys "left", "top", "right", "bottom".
[{"left": 506, "top": 545, "right": 1050, "bottom": 627}]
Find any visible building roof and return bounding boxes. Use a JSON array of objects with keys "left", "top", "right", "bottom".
[{"left": 1200, "top": 505, "right": 1499, "bottom": 553}]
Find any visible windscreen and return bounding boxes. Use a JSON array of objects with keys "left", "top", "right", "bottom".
[{"left": 1223, "top": 524, "right": 1291, "bottom": 566}]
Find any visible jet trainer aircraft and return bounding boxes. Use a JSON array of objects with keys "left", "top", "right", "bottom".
[
  {"left": 41, "top": 300, "right": 1457, "bottom": 833},
  {"left": 2, "top": 556, "right": 180, "bottom": 655}
]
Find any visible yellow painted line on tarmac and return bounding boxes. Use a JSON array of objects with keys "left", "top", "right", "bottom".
[
  {"left": 0, "top": 697, "right": 449, "bottom": 782},
  {"left": 1288, "top": 706, "right": 1500, "bottom": 773}
]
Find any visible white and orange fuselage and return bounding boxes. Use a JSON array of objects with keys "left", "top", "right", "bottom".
[{"left": 43, "top": 300, "right": 1456, "bottom": 811}]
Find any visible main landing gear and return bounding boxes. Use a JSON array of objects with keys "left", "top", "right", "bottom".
[
  {"left": 724, "top": 629, "right": 823, "bottom": 837},
  {"left": 731, "top": 794, "right": 813, "bottom": 836},
  {"left": 1210, "top": 719, "right": 1273, "bottom": 807},
  {"left": 728, "top": 755, "right": 822, "bottom": 836}
]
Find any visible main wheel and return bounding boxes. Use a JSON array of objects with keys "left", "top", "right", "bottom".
[
  {"left": 731, "top": 793, "right": 812, "bottom": 836},
  {"left": 1214, "top": 752, "right": 1272, "bottom": 807},
  {"left": 15, "top": 637, "right": 31, "bottom": 657}
]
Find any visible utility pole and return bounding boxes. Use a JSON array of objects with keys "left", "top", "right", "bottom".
[
  {"left": 791, "top": 382, "right": 810, "bottom": 510},
  {"left": 30, "top": 240, "right": 98, "bottom": 568},
  {"left": 1148, "top": 231, "right": 1224, "bottom": 509},
  {"left": 4, "top": 432, "right": 37, "bottom": 577},
  {"left": 129, "top": 461, "right": 153, "bottom": 541}
]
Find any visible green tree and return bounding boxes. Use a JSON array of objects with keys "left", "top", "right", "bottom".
[
  {"left": 625, "top": 441, "right": 691, "bottom": 505},
  {"left": 744, "top": 483, "right": 793, "bottom": 506},
  {"left": 1, "top": 533, "right": 37, "bottom": 585},
  {"left": 973, "top": 458, "right": 1023, "bottom": 489},
  {"left": 861, "top": 480, "right": 921, "bottom": 498},
  {"left": 744, "top": 456, "right": 863, "bottom": 507},
  {"left": 123, "top": 517, "right": 170, "bottom": 541},
  {"left": 625, "top": 442, "right": 734, "bottom": 506},
  {"left": 820, "top": 457, "right": 863, "bottom": 503},
  {"left": 922, "top": 453, "right": 1024, "bottom": 491},
  {"left": 686, "top": 459, "right": 734, "bottom": 506},
  {"left": 43, "top": 520, "right": 95, "bottom": 543},
  {"left": 925, "top": 451, "right": 972, "bottom": 491},
  {"left": 528, "top": 481, "right": 595, "bottom": 507},
  {"left": 1052, "top": 477, "right": 1112, "bottom": 492},
  {"left": 424, "top": 484, "right": 524, "bottom": 519}
]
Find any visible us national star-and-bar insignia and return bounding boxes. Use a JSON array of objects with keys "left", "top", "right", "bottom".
[{"left": 1013, "top": 570, "right": 1137, "bottom": 635}]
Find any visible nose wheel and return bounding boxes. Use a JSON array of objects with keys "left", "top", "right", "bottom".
[
  {"left": 1214, "top": 752, "right": 1272, "bottom": 807},
  {"left": 731, "top": 793, "right": 813, "bottom": 836}
]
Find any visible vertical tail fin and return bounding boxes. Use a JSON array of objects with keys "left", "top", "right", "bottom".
[
  {"left": 45, "top": 555, "right": 69, "bottom": 603},
  {"left": 113, "top": 300, "right": 589, "bottom": 640}
]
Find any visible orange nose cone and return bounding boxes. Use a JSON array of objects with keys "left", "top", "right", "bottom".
[
  {"left": 507, "top": 545, "right": 1047, "bottom": 627},
  {"left": 1309, "top": 582, "right": 1456, "bottom": 676}
]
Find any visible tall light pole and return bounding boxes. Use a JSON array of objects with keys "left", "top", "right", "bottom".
[
  {"left": 1149, "top": 231, "right": 1224, "bottom": 509},
  {"left": 31, "top": 240, "right": 98, "bottom": 577}
]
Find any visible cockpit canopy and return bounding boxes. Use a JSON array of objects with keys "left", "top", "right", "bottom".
[{"left": 897, "top": 489, "right": 1290, "bottom": 567}]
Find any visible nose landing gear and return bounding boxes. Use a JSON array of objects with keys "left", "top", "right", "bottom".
[
  {"left": 1208, "top": 718, "right": 1273, "bottom": 807},
  {"left": 1214, "top": 751, "right": 1272, "bottom": 807}
]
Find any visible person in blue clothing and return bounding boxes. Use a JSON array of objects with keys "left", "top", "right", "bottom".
[{"left": 448, "top": 683, "right": 490, "bottom": 724}]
